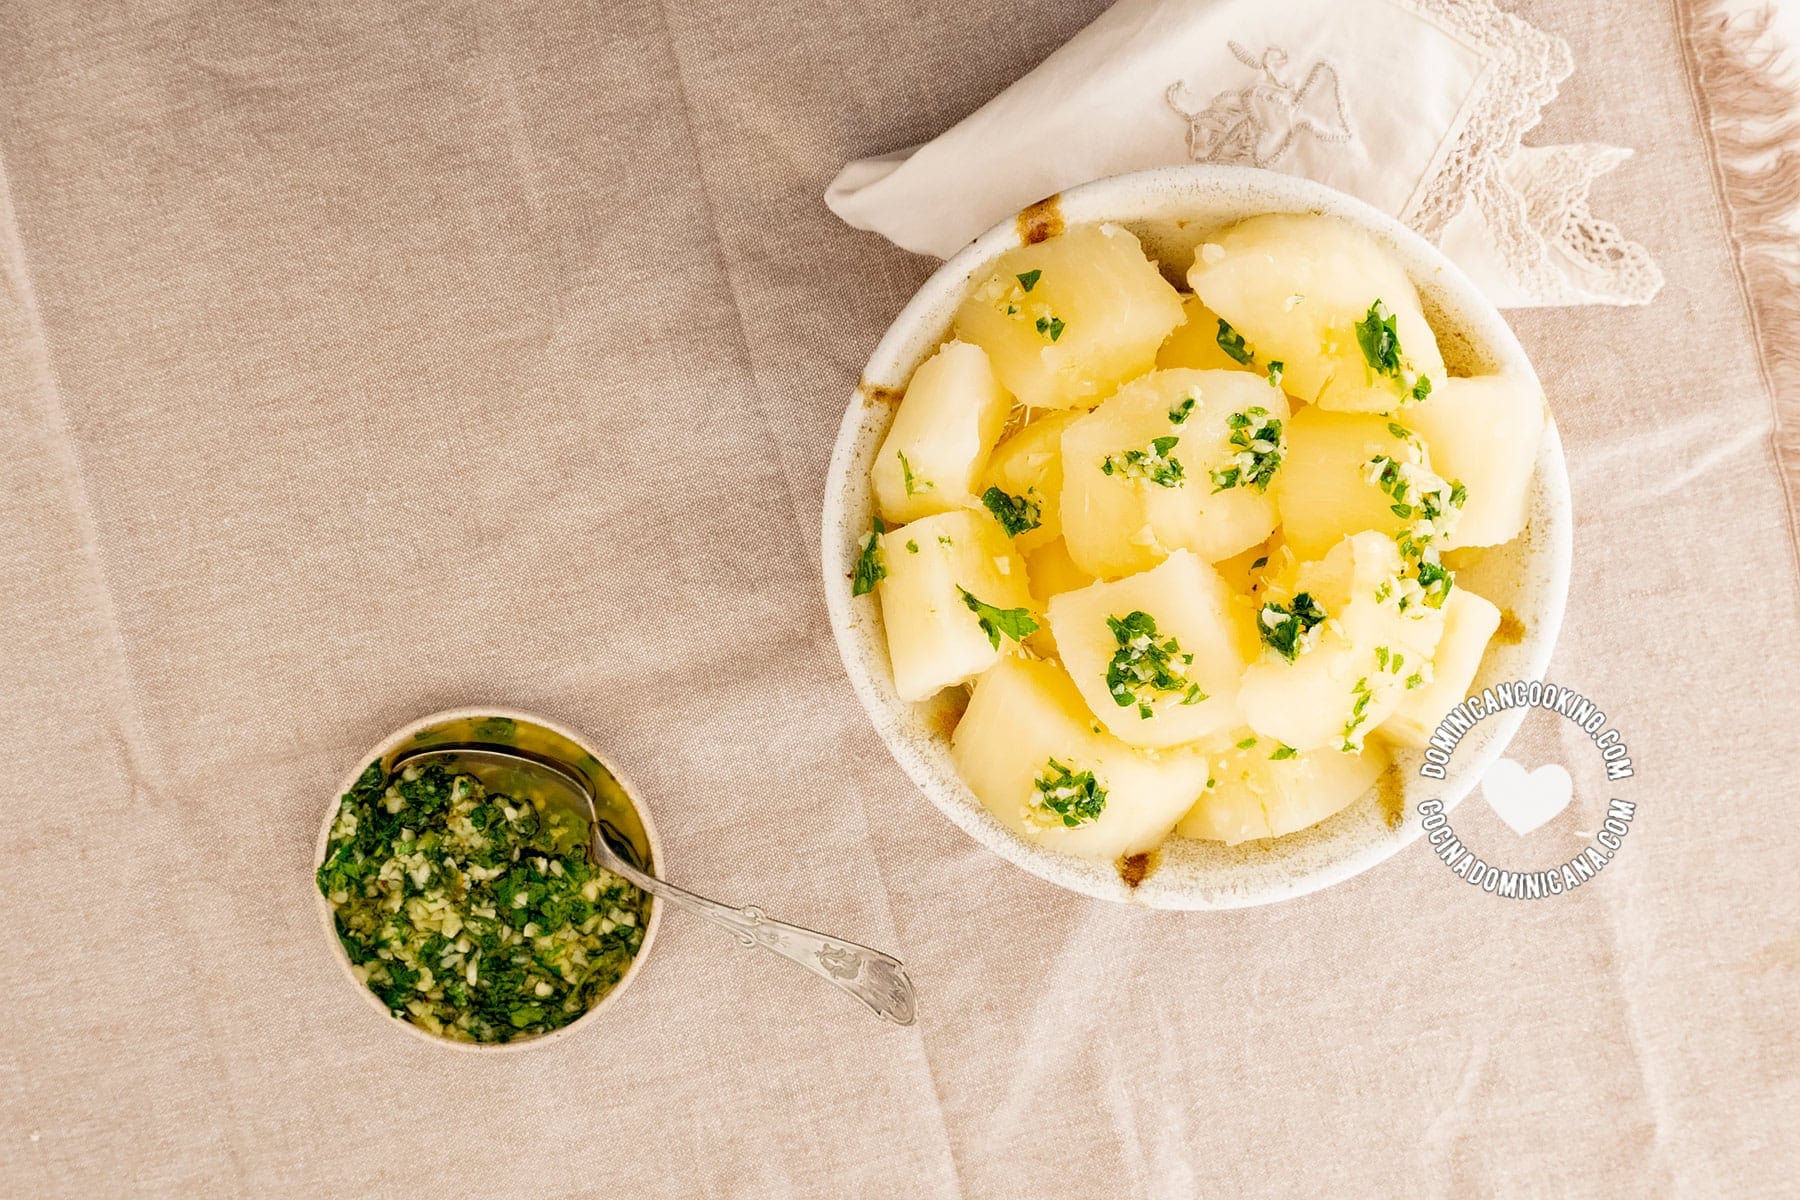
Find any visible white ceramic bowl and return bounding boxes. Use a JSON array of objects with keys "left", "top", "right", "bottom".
[
  {"left": 822, "top": 165, "right": 1570, "bottom": 909},
  {"left": 314, "top": 707, "right": 664, "bottom": 1050}
]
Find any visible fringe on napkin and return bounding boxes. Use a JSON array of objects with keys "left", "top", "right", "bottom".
[{"left": 1684, "top": 1, "right": 1800, "bottom": 543}]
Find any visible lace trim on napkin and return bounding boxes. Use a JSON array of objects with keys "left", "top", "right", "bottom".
[
  {"left": 1491, "top": 144, "right": 1665, "bottom": 306},
  {"left": 824, "top": 0, "right": 1662, "bottom": 306},
  {"left": 1401, "top": 0, "right": 1661, "bottom": 305}
]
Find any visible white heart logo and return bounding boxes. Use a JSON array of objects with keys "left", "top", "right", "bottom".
[{"left": 1483, "top": 759, "right": 1573, "bottom": 836}]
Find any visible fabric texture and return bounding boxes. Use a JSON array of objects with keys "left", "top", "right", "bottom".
[
  {"left": 1, "top": 1, "right": 1797, "bottom": 1196},
  {"left": 1684, "top": 0, "right": 1800, "bottom": 560},
  {"left": 825, "top": 0, "right": 1664, "bottom": 307}
]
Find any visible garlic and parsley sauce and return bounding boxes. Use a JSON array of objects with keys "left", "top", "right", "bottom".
[{"left": 317, "top": 759, "right": 649, "bottom": 1044}]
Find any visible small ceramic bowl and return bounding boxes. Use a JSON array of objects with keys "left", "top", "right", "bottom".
[
  {"left": 313, "top": 707, "right": 664, "bottom": 1050},
  {"left": 822, "top": 165, "right": 1571, "bottom": 909}
]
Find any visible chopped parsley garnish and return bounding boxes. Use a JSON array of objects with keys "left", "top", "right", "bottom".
[
  {"left": 1215, "top": 318, "right": 1255, "bottom": 366},
  {"left": 851, "top": 516, "right": 886, "bottom": 596},
  {"left": 1355, "top": 301, "right": 1403, "bottom": 377},
  {"left": 1215, "top": 318, "right": 1284, "bottom": 385},
  {"left": 316, "top": 761, "right": 649, "bottom": 1045},
  {"left": 1387, "top": 421, "right": 1411, "bottom": 439},
  {"left": 1209, "top": 408, "right": 1285, "bottom": 493},
  {"left": 980, "top": 486, "right": 1042, "bottom": 537},
  {"left": 1236, "top": 736, "right": 1258, "bottom": 750},
  {"left": 1032, "top": 758, "right": 1106, "bottom": 827},
  {"left": 1250, "top": 556, "right": 1269, "bottom": 570},
  {"left": 1103, "top": 610, "right": 1203, "bottom": 719},
  {"left": 1016, "top": 269, "right": 1042, "bottom": 292},
  {"left": 1270, "top": 744, "right": 1298, "bottom": 761},
  {"left": 1355, "top": 299, "right": 1432, "bottom": 401},
  {"left": 957, "top": 587, "right": 1038, "bottom": 648},
  {"left": 1259, "top": 592, "right": 1328, "bottom": 662},
  {"left": 905, "top": 539, "right": 919, "bottom": 553},
  {"left": 1035, "top": 315, "right": 1066, "bottom": 342},
  {"left": 1341, "top": 677, "right": 1375, "bottom": 751},
  {"left": 1415, "top": 558, "right": 1454, "bottom": 607},
  {"left": 1168, "top": 395, "right": 1196, "bottom": 425},
  {"left": 898, "top": 450, "right": 933, "bottom": 495},
  {"left": 1405, "top": 672, "right": 1424, "bottom": 690},
  {"left": 1366, "top": 452, "right": 1466, "bottom": 560},
  {"left": 1102, "top": 435, "right": 1185, "bottom": 487}
]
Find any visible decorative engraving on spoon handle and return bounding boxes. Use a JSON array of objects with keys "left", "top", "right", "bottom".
[
  {"left": 601, "top": 853, "right": 916, "bottom": 1026},
  {"left": 696, "top": 901, "right": 917, "bottom": 1026}
]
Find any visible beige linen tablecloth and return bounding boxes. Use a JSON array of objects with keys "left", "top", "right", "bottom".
[{"left": 3, "top": 2, "right": 1797, "bottom": 1196}]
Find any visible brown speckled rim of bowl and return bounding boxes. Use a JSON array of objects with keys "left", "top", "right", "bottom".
[
  {"left": 312, "top": 707, "right": 664, "bottom": 1053},
  {"left": 822, "top": 164, "right": 1572, "bottom": 909}
]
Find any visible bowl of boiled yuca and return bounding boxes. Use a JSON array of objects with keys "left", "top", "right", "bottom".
[{"left": 822, "top": 166, "right": 1569, "bottom": 908}]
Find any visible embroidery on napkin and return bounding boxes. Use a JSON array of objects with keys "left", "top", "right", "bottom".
[
  {"left": 823, "top": 0, "right": 1665, "bottom": 305},
  {"left": 1166, "top": 42, "right": 1353, "bottom": 168}
]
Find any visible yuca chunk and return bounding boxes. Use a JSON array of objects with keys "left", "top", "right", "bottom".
[{"left": 953, "top": 224, "right": 1184, "bottom": 410}]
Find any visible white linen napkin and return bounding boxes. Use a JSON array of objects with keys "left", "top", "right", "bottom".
[{"left": 826, "top": 0, "right": 1662, "bottom": 307}]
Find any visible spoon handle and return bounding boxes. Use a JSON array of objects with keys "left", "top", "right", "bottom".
[{"left": 599, "top": 852, "right": 917, "bottom": 1026}]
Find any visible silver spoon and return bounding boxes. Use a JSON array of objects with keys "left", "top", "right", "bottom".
[{"left": 393, "top": 745, "right": 917, "bottom": 1026}]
